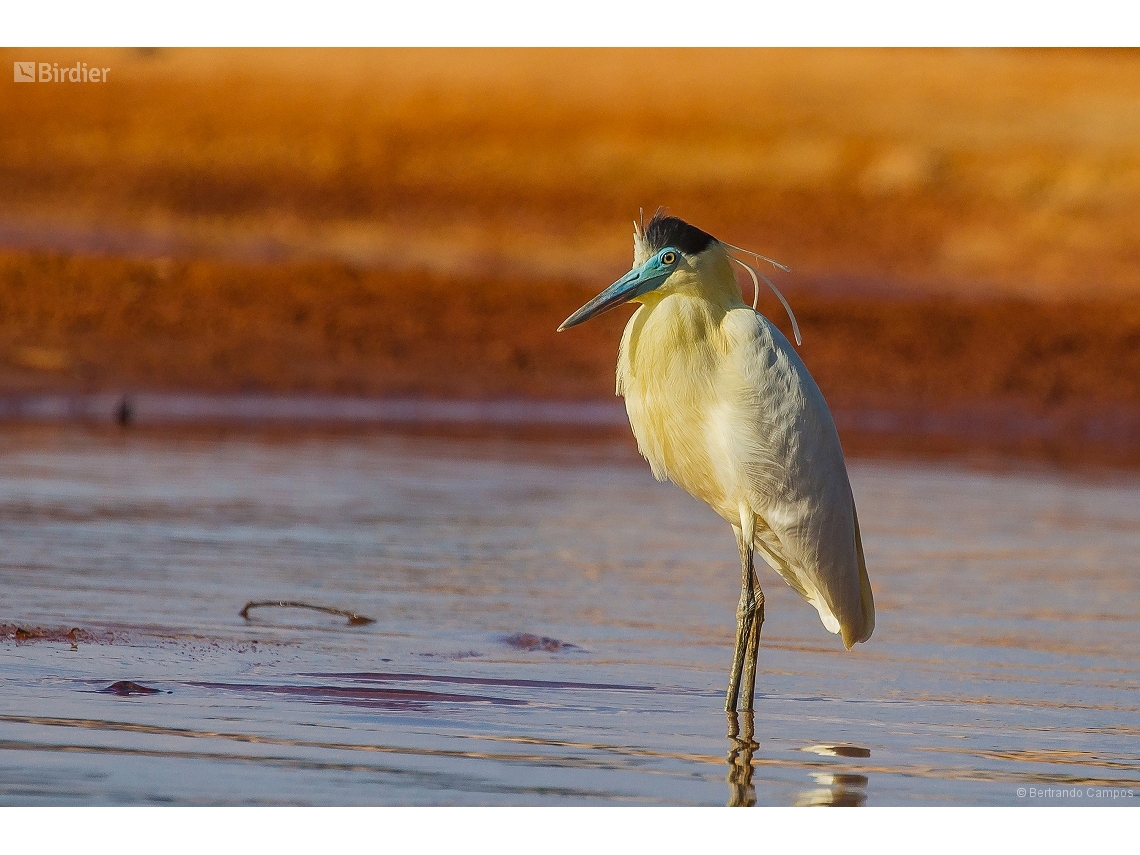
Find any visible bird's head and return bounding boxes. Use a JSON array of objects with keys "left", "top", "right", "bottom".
[
  {"left": 557, "top": 212, "right": 728, "bottom": 332},
  {"left": 557, "top": 210, "right": 800, "bottom": 345}
]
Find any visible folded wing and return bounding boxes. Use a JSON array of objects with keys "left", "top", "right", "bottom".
[{"left": 718, "top": 308, "right": 875, "bottom": 648}]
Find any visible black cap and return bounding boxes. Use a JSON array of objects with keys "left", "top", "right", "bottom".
[{"left": 644, "top": 211, "right": 716, "bottom": 256}]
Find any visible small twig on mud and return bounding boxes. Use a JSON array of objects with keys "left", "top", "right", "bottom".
[{"left": 239, "top": 600, "right": 376, "bottom": 626}]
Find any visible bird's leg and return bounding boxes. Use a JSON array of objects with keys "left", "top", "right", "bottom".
[
  {"left": 740, "top": 574, "right": 765, "bottom": 712},
  {"left": 725, "top": 536, "right": 757, "bottom": 712}
]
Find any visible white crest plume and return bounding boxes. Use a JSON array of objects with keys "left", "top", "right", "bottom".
[
  {"left": 721, "top": 242, "right": 801, "bottom": 346},
  {"left": 633, "top": 207, "right": 652, "bottom": 266}
]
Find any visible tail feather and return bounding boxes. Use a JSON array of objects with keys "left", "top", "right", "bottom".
[{"left": 840, "top": 502, "right": 875, "bottom": 649}]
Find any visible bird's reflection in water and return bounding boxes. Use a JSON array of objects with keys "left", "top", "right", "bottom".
[
  {"left": 726, "top": 712, "right": 758, "bottom": 807},
  {"left": 795, "top": 772, "right": 869, "bottom": 806}
]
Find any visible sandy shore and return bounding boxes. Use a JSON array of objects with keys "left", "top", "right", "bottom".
[
  {"left": 5, "top": 250, "right": 1140, "bottom": 406},
  {"left": 3, "top": 249, "right": 1140, "bottom": 466}
]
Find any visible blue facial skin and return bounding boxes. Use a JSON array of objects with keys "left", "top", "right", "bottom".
[{"left": 558, "top": 248, "right": 682, "bottom": 331}]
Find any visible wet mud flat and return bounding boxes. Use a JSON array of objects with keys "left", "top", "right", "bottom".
[{"left": 1, "top": 427, "right": 1138, "bottom": 805}]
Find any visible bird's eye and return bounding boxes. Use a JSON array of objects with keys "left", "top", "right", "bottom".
[{"left": 661, "top": 251, "right": 676, "bottom": 265}]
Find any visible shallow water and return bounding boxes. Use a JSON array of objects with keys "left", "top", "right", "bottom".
[{"left": 1, "top": 426, "right": 1137, "bottom": 806}]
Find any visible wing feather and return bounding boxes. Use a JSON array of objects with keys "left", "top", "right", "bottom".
[{"left": 720, "top": 308, "right": 874, "bottom": 647}]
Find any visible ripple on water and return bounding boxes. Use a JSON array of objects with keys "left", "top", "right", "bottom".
[{"left": 0, "top": 428, "right": 1138, "bottom": 805}]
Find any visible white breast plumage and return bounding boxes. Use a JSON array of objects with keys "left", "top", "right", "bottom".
[{"left": 617, "top": 287, "right": 873, "bottom": 650}]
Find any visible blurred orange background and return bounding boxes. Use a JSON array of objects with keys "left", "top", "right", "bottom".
[
  {"left": 2, "top": 48, "right": 1140, "bottom": 456},
  {"left": 7, "top": 48, "right": 1140, "bottom": 296}
]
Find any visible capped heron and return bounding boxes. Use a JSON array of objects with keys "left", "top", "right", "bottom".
[{"left": 558, "top": 212, "right": 874, "bottom": 712}]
